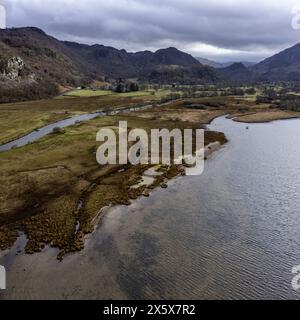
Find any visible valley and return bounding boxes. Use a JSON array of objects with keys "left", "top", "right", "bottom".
[
  {"left": 1, "top": 19, "right": 300, "bottom": 301},
  {"left": 0, "top": 89, "right": 299, "bottom": 261}
]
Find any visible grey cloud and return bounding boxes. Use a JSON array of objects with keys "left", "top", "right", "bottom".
[{"left": 2, "top": 0, "right": 300, "bottom": 62}]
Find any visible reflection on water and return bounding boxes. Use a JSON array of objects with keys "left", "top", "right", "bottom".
[{"left": 1, "top": 116, "right": 300, "bottom": 299}]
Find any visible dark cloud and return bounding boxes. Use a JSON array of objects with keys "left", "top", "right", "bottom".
[{"left": 2, "top": 0, "right": 300, "bottom": 62}]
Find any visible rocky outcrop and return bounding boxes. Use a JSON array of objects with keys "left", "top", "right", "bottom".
[{"left": 0, "top": 56, "right": 25, "bottom": 80}]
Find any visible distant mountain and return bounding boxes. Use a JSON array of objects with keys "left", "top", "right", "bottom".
[
  {"left": 196, "top": 57, "right": 255, "bottom": 69},
  {"left": 3, "top": 26, "right": 300, "bottom": 103},
  {"left": 196, "top": 57, "right": 224, "bottom": 68},
  {"left": 251, "top": 43, "right": 300, "bottom": 81},
  {"left": 144, "top": 64, "right": 220, "bottom": 84},
  {"left": 0, "top": 27, "right": 210, "bottom": 81},
  {"left": 62, "top": 43, "right": 202, "bottom": 79},
  {"left": 0, "top": 27, "right": 222, "bottom": 101},
  {"left": 143, "top": 47, "right": 201, "bottom": 68},
  {"left": 219, "top": 62, "right": 253, "bottom": 83},
  {"left": 222, "top": 61, "right": 255, "bottom": 68}
]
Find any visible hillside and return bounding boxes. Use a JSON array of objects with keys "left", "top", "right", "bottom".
[
  {"left": 196, "top": 57, "right": 224, "bottom": 68},
  {"left": 0, "top": 27, "right": 87, "bottom": 86},
  {"left": 0, "top": 27, "right": 222, "bottom": 102},
  {"left": 251, "top": 43, "right": 300, "bottom": 81},
  {"left": 2, "top": 26, "right": 300, "bottom": 103},
  {"left": 62, "top": 43, "right": 202, "bottom": 79},
  {"left": 145, "top": 64, "right": 220, "bottom": 84},
  {"left": 219, "top": 62, "right": 253, "bottom": 83},
  {"left": 197, "top": 57, "right": 256, "bottom": 69}
]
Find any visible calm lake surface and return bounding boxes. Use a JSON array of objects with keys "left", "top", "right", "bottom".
[{"left": 1, "top": 116, "right": 300, "bottom": 299}]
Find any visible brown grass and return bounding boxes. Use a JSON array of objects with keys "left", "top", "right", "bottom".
[
  {"left": 233, "top": 110, "right": 300, "bottom": 123},
  {"left": 0, "top": 101, "right": 227, "bottom": 259},
  {"left": 6, "top": 95, "right": 295, "bottom": 257}
]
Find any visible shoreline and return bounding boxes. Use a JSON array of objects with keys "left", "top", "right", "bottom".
[
  {"left": 0, "top": 100, "right": 227, "bottom": 258},
  {"left": 0, "top": 138, "right": 225, "bottom": 264},
  {"left": 85, "top": 140, "right": 224, "bottom": 245},
  {"left": 231, "top": 111, "right": 300, "bottom": 124},
  {"left": 2, "top": 98, "right": 299, "bottom": 259},
  {"left": 0, "top": 114, "right": 300, "bottom": 300},
  {"left": 86, "top": 112, "right": 300, "bottom": 238}
]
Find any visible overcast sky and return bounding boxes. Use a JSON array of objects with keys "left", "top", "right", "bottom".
[{"left": 2, "top": 0, "right": 300, "bottom": 62}]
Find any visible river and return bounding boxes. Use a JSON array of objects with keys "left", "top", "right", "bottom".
[
  {"left": 0, "top": 104, "right": 155, "bottom": 152},
  {"left": 1, "top": 115, "right": 300, "bottom": 299}
]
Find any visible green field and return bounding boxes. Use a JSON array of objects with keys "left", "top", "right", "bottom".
[
  {"left": 64, "top": 89, "right": 158, "bottom": 98},
  {"left": 118, "top": 91, "right": 155, "bottom": 97},
  {"left": 63, "top": 88, "right": 182, "bottom": 99},
  {"left": 64, "top": 89, "right": 113, "bottom": 97}
]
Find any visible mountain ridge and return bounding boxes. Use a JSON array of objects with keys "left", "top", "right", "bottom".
[
  {"left": 251, "top": 43, "right": 300, "bottom": 81},
  {"left": 0, "top": 27, "right": 209, "bottom": 83},
  {"left": 2, "top": 26, "right": 300, "bottom": 102},
  {"left": 196, "top": 57, "right": 256, "bottom": 69},
  {"left": 0, "top": 27, "right": 221, "bottom": 101}
]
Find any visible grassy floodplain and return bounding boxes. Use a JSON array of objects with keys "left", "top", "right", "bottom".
[
  {"left": 0, "top": 88, "right": 187, "bottom": 145},
  {"left": 1, "top": 92, "right": 300, "bottom": 259},
  {"left": 0, "top": 92, "right": 163, "bottom": 145}
]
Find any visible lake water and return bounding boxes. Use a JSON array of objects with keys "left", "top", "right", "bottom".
[{"left": 1, "top": 116, "right": 300, "bottom": 299}]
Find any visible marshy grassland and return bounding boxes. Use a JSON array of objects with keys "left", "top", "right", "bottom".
[
  {"left": 0, "top": 93, "right": 299, "bottom": 260},
  {"left": 0, "top": 93, "right": 159, "bottom": 144},
  {"left": 232, "top": 110, "right": 300, "bottom": 123}
]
